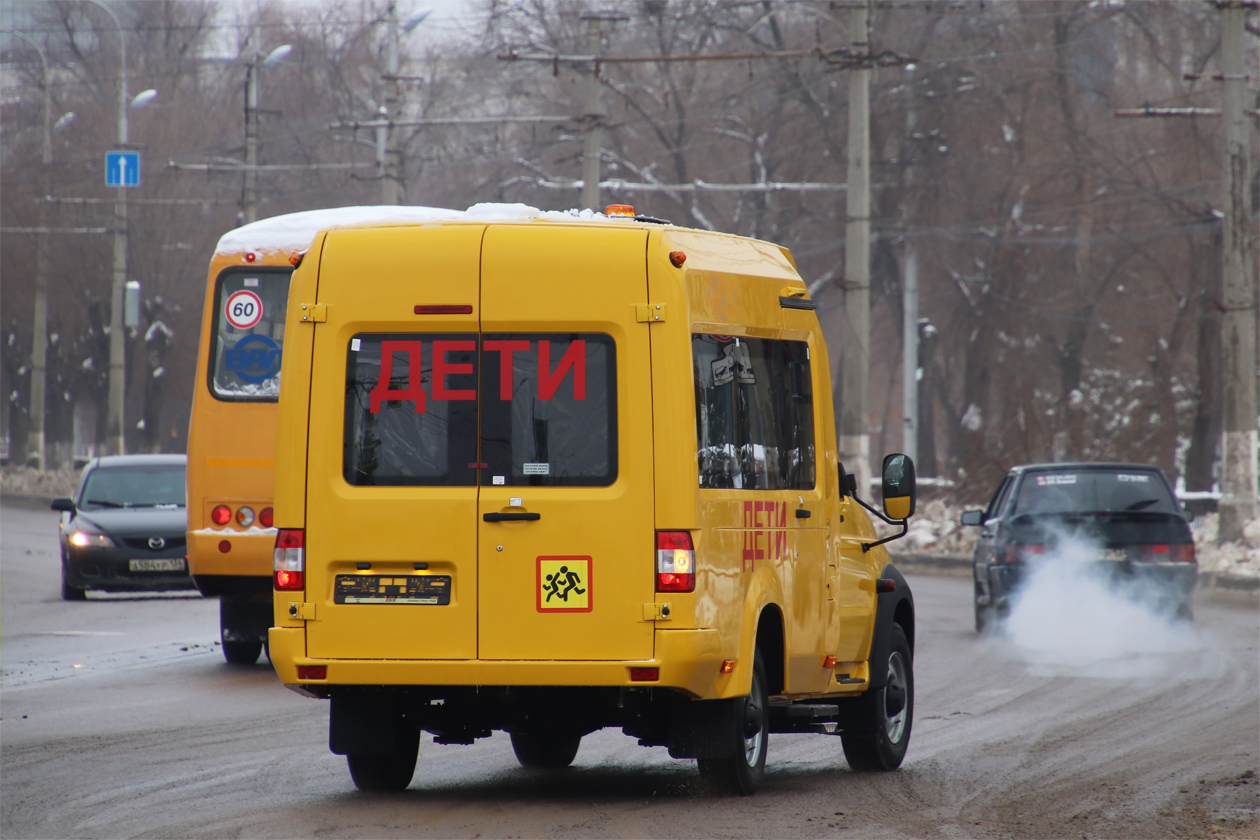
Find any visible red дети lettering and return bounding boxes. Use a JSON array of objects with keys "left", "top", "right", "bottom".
[
  {"left": 483, "top": 339, "right": 530, "bottom": 400},
  {"left": 432, "top": 340, "right": 475, "bottom": 400},
  {"left": 539, "top": 339, "right": 586, "bottom": 400},
  {"left": 369, "top": 340, "right": 426, "bottom": 413}
]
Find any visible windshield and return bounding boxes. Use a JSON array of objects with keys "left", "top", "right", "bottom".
[
  {"left": 79, "top": 464, "right": 186, "bottom": 509},
  {"left": 1011, "top": 469, "right": 1178, "bottom": 516},
  {"left": 210, "top": 268, "right": 291, "bottom": 400}
]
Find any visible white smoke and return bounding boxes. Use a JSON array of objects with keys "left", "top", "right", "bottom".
[{"left": 1000, "top": 533, "right": 1203, "bottom": 678}]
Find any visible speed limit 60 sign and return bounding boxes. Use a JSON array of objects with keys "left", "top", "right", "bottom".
[{"left": 224, "top": 290, "right": 263, "bottom": 330}]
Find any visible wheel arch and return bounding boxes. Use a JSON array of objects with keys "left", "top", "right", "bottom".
[
  {"left": 754, "top": 603, "right": 785, "bottom": 697},
  {"left": 868, "top": 563, "right": 915, "bottom": 690}
]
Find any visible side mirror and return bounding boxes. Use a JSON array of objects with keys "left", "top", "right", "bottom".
[
  {"left": 51, "top": 497, "right": 75, "bottom": 513},
  {"left": 881, "top": 453, "right": 916, "bottom": 521},
  {"left": 1182, "top": 506, "right": 1195, "bottom": 523},
  {"left": 960, "top": 510, "right": 984, "bottom": 526}
]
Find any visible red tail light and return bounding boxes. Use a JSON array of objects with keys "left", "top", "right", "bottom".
[
  {"left": 259, "top": 507, "right": 274, "bottom": 528},
  {"left": 1142, "top": 543, "right": 1195, "bottom": 562},
  {"left": 656, "top": 531, "right": 695, "bottom": 592},
  {"left": 999, "top": 542, "right": 1043, "bottom": 564},
  {"left": 211, "top": 505, "right": 231, "bottom": 526},
  {"left": 274, "top": 528, "right": 305, "bottom": 590}
]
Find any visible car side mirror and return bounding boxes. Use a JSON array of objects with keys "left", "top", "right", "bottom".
[
  {"left": 960, "top": 510, "right": 984, "bottom": 526},
  {"left": 881, "top": 453, "right": 916, "bottom": 521},
  {"left": 51, "top": 497, "right": 75, "bottom": 513},
  {"left": 1182, "top": 506, "right": 1195, "bottom": 523}
]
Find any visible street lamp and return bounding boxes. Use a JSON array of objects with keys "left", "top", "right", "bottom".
[
  {"left": 380, "top": 4, "right": 432, "bottom": 204},
  {"left": 242, "top": 39, "right": 293, "bottom": 223}
]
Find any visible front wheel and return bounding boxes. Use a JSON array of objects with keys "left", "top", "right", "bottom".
[
  {"left": 697, "top": 648, "right": 768, "bottom": 795},
  {"left": 841, "top": 623, "right": 913, "bottom": 771},
  {"left": 510, "top": 731, "right": 581, "bottom": 768},
  {"left": 61, "top": 564, "right": 86, "bottom": 601},
  {"left": 347, "top": 727, "right": 420, "bottom": 792}
]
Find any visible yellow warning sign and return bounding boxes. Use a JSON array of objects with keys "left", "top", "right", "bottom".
[{"left": 536, "top": 556, "right": 592, "bottom": 613}]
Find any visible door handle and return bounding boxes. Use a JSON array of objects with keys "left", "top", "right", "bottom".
[
  {"left": 795, "top": 508, "right": 812, "bottom": 519},
  {"left": 483, "top": 512, "right": 541, "bottom": 522}
]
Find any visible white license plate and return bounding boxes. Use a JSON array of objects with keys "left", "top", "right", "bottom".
[{"left": 129, "top": 557, "right": 185, "bottom": 572}]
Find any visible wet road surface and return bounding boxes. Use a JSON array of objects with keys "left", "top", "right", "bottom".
[{"left": 3, "top": 503, "right": 1257, "bottom": 838}]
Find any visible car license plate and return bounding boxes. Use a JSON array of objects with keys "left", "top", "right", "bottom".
[
  {"left": 1099, "top": 548, "right": 1128, "bottom": 562},
  {"left": 334, "top": 574, "right": 451, "bottom": 605},
  {"left": 129, "top": 557, "right": 185, "bottom": 572}
]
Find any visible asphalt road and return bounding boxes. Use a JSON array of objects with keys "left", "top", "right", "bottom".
[{"left": 3, "top": 502, "right": 1257, "bottom": 839}]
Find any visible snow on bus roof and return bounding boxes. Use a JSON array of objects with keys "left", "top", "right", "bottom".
[{"left": 213, "top": 203, "right": 610, "bottom": 257}]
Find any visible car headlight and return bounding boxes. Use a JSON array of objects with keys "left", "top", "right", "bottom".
[{"left": 69, "top": 531, "right": 116, "bottom": 549}]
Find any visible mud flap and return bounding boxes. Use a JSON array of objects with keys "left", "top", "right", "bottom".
[
  {"left": 667, "top": 697, "right": 739, "bottom": 759},
  {"left": 330, "top": 694, "right": 408, "bottom": 756}
]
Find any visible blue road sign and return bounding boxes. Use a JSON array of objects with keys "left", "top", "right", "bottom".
[{"left": 105, "top": 151, "right": 141, "bottom": 187}]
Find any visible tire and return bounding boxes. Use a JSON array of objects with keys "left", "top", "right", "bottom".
[
  {"left": 841, "top": 623, "right": 913, "bottom": 772},
  {"left": 347, "top": 727, "right": 420, "bottom": 792},
  {"left": 510, "top": 731, "right": 582, "bottom": 768},
  {"left": 697, "top": 648, "right": 769, "bottom": 796},
  {"left": 974, "top": 597, "right": 989, "bottom": 633},
  {"left": 61, "top": 561, "right": 86, "bottom": 601},
  {"left": 222, "top": 640, "right": 262, "bottom": 665}
]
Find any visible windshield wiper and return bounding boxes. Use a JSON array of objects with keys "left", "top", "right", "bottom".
[
  {"left": 1123, "top": 498, "right": 1161, "bottom": 511},
  {"left": 84, "top": 499, "right": 127, "bottom": 508}
]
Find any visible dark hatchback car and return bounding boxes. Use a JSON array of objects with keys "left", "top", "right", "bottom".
[
  {"left": 961, "top": 463, "right": 1196, "bottom": 631},
  {"left": 53, "top": 454, "right": 194, "bottom": 600}
]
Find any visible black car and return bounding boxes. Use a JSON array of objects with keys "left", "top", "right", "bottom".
[
  {"left": 53, "top": 454, "right": 194, "bottom": 600},
  {"left": 961, "top": 462, "right": 1197, "bottom": 631}
]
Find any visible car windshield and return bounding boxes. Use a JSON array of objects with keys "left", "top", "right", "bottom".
[
  {"left": 1011, "top": 469, "right": 1178, "bottom": 516},
  {"left": 80, "top": 465, "right": 186, "bottom": 509}
]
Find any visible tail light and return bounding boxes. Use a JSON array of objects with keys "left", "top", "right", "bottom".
[
  {"left": 999, "top": 542, "right": 1043, "bottom": 564},
  {"left": 274, "top": 528, "right": 305, "bottom": 590},
  {"left": 211, "top": 505, "right": 231, "bottom": 526},
  {"left": 259, "top": 507, "right": 274, "bottom": 528},
  {"left": 1141, "top": 543, "right": 1196, "bottom": 562},
  {"left": 656, "top": 531, "right": 695, "bottom": 592},
  {"left": 235, "top": 506, "right": 255, "bottom": 527}
]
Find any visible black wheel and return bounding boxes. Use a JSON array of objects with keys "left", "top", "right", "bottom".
[
  {"left": 510, "top": 731, "right": 582, "bottom": 768},
  {"left": 61, "top": 561, "right": 86, "bottom": 601},
  {"left": 1175, "top": 601, "right": 1193, "bottom": 622},
  {"left": 222, "top": 639, "right": 262, "bottom": 665},
  {"left": 698, "top": 648, "right": 769, "bottom": 796},
  {"left": 841, "top": 623, "right": 912, "bottom": 771},
  {"left": 973, "top": 596, "right": 989, "bottom": 633},
  {"left": 347, "top": 727, "right": 420, "bottom": 792}
]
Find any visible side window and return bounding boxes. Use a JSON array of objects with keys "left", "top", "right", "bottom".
[
  {"left": 210, "top": 268, "right": 291, "bottom": 401},
  {"left": 986, "top": 476, "right": 1014, "bottom": 519},
  {"left": 480, "top": 334, "right": 617, "bottom": 487},
  {"left": 692, "top": 335, "right": 815, "bottom": 490},
  {"left": 343, "top": 334, "right": 479, "bottom": 487}
]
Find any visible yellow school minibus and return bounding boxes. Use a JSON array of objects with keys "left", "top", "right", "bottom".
[
  {"left": 187, "top": 207, "right": 456, "bottom": 664},
  {"left": 268, "top": 204, "right": 918, "bottom": 795}
]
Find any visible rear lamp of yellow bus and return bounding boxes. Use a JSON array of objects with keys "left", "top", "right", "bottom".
[
  {"left": 211, "top": 505, "right": 232, "bottom": 526},
  {"left": 259, "top": 507, "right": 274, "bottom": 528},
  {"left": 235, "top": 506, "right": 255, "bottom": 527},
  {"left": 274, "top": 528, "right": 305, "bottom": 590},
  {"left": 656, "top": 531, "right": 695, "bottom": 592}
]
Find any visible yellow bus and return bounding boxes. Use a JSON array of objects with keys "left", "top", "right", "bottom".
[{"left": 187, "top": 207, "right": 455, "bottom": 664}]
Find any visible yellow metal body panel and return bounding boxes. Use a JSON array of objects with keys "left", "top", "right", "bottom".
[{"left": 272, "top": 216, "right": 888, "bottom": 701}]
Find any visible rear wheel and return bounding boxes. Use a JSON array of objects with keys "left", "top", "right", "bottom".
[
  {"left": 510, "top": 731, "right": 581, "bottom": 768},
  {"left": 221, "top": 640, "right": 262, "bottom": 665},
  {"left": 347, "top": 727, "right": 420, "bottom": 792},
  {"left": 698, "top": 648, "right": 768, "bottom": 796},
  {"left": 841, "top": 623, "right": 913, "bottom": 771},
  {"left": 973, "top": 597, "right": 990, "bottom": 633}
]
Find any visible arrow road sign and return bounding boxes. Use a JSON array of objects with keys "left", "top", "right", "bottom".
[{"left": 106, "top": 151, "right": 141, "bottom": 187}]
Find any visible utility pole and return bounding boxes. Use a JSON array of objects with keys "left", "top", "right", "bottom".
[
  {"left": 1218, "top": 0, "right": 1258, "bottom": 541},
  {"left": 838, "top": 0, "right": 872, "bottom": 497},
  {"left": 244, "top": 23, "right": 260, "bottom": 224},
  {"left": 902, "top": 246, "right": 918, "bottom": 468},
  {"left": 579, "top": 13, "right": 606, "bottom": 212},
  {"left": 3, "top": 28, "right": 52, "bottom": 467},
  {"left": 382, "top": 3, "right": 401, "bottom": 204}
]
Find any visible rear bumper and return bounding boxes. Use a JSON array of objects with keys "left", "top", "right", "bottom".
[
  {"left": 984, "top": 560, "right": 1197, "bottom": 612},
  {"left": 187, "top": 528, "right": 275, "bottom": 580},
  {"left": 269, "top": 625, "right": 729, "bottom": 699}
]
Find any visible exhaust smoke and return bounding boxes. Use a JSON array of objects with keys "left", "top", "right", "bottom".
[{"left": 1001, "top": 533, "right": 1203, "bottom": 678}]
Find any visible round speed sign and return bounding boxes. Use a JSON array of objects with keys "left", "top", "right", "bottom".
[{"left": 224, "top": 290, "right": 263, "bottom": 330}]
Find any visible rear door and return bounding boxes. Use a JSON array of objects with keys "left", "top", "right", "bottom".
[
  {"left": 305, "top": 224, "right": 483, "bottom": 660},
  {"left": 477, "top": 225, "right": 656, "bottom": 661}
]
